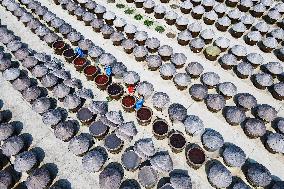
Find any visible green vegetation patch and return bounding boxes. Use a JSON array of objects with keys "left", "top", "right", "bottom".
[
  {"left": 134, "top": 14, "right": 143, "bottom": 20},
  {"left": 144, "top": 19, "right": 154, "bottom": 27},
  {"left": 124, "top": 8, "right": 135, "bottom": 14},
  {"left": 155, "top": 26, "right": 165, "bottom": 33},
  {"left": 116, "top": 3, "right": 125, "bottom": 8}
]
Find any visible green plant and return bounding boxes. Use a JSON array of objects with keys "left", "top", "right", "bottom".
[
  {"left": 124, "top": 8, "right": 134, "bottom": 14},
  {"left": 144, "top": 19, "right": 154, "bottom": 27},
  {"left": 106, "top": 96, "right": 113, "bottom": 102},
  {"left": 155, "top": 26, "right": 165, "bottom": 33},
  {"left": 116, "top": 3, "right": 125, "bottom": 8},
  {"left": 134, "top": 14, "right": 143, "bottom": 20}
]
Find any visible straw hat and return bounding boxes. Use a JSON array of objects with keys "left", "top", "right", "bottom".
[
  {"left": 74, "top": 88, "right": 93, "bottom": 100},
  {"left": 201, "top": 72, "right": 220, "bottom": 88},
  {"left": 87, "top": 101, "right": 108, "bottom": 115},
  {"left": 189, "top": 84, "right": 208, "bottom": 101},
  {"left": 183, "top": 115, "right": 204, "bottom": 136},
  {"left": 14, "top": 151, "right": 37, "bottom": 172},
  {"left": 0, "top": 58, "right": 12, "bottom": 71},
  {"left": 236, "top": 62, "right": 254, "bottom": 78},
  {"left": 22, "top": 86, "right": 42, "bottom": 102},
  {"left": 246, "top": 163, "right": 272, "bottom": 187},
  {"left": 136, "top": 81, "right": 154, "bottom": 99},
  {"left": 98, "top": 53, "right": 116, "bottom": 67},
  {"left": 256, "top": 104, "right": 277, "bottom": 122},
  {"left": 218, "top": 82, "right": 237, "bottom": 98},
  {"left": 25, "top": 167, "right": 51, "bottom": 189},
  {"left": 168, "top": 103, "right": 187, "bottom": 122},
  {"left": 265, "top": 133, "right": 284, "bottom": 153},
  {"left": 230, "top": 179, "right": 251, "bottom": 189},
  {"left": 3, "top": 67, "right": 20, "bottom": 81},
  {"left": 32, "top": 97, "right": 51, "bottom": 114},
  {"left": 13, "top": 76, "right": 31, "bottom": 91},
  {"left": 63, "top": 94, "right": 81, "bottom": 111},
  {"left": 159, "top": 63, "right": 176, "bottom": 78},
  {"left": 244, "top": 118, "right": 266, "bottom": 138},
  {"left": 150, "top": 153, "right": 173, "bottom": 173},
  {"left": 170, "top": 172, "right": 192, "bottom": 189},
  {"left": 115, "top": 121, "right": 138, "bottom": 142},
  {"left": 0, "top": 171, "right": 12, "bottom": 189},
  {"left": 207, "top": 161, "right": 232, "bottom": 188},
  {"left": 31, "top": 65, "right": 48, "bottom": 78},
  {"left": 138, "top": 166, "right": 158, "bottom": 188},
  {"left": 7, "top": 39, "right": 22, "bottom": 52},
  {"left": 146, "top": 55, "right": 162, "bottom": 70},
  {"left": 123, "top": 71, "right": 140, "bottom": 85},
  {"left": 43, "top": 11, "right": 56, "bottom": 23},
  {"left": 222, "top": 144, "right": 246, "bottom": 167},
  {"left": 224, "top": 106, "right": 246, "bottom": 125},
  {"left": 88, "top": 45, "right": 104, "bottom": 59},
  {"left": 67, "top": 31, "right": 81, "bottom": 43},
  {"left": 63, "top": 78, "right": 82, "bottom": 89},
  {"left": 185, "top": 62, "right": 204, "bottom": 78},
  {"left": 42, "top": 109, "right": 62, "bottom": 126},
  {"left": 2, "top": 135, "right": 24, "bottom": 156},
  {"left": 68, "top": 133, "right": 92, "bottom": 156},
  {"left": 82, "top": 148, "right": 107, "bottom": 172},
  {"left": 134, "top": 138, "right": 156, "bottom": 160},
  {"left": 54, "top": 120, "right": 76, "bottom": 142},
  {"left": 99, "top": 166, "right": 123, "bottom": 189},
  {"left": 202, "top": 129, "right": 224, "bottom": 151},
  {"left": 52, "top": 83, "right": 71, "bottom": 99},
  {"left": 0, "top": 123, "right": 14, "bottom": 141},
  {"left": 41, "top": 73, "right": 59, "bottom": 88},
  {"left": 111, "top": 62, "right": 127, "bottom": 78},
  {"left": 101, "top": 111, "right": 124, "bottom": 129},
  {"left": 205, "top": 94, "right": 225, "bottom": 112},
  {"left": 152, "top": 92, "right": 170, "bottom": 110}
]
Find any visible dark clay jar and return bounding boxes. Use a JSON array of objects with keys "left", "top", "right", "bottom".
[
  {"left": 136, "top": 106, "right": 152, "bottom": 126},
  {"left": 104, "top": 133, "right": 124, "bottom": 153},
  {"left": 107, "top": 83, "right": 123, "bottom": 100},
  {"left": 95, "top": 74, "right": 110, "bottom": 90},
  {"left": 73, "top": 57, "right": 87, "bottom": 71},
  {"left": 152, "top": 119, "right": 169, "bottom": 139},
  {"left": 89, "top": 121, "right": 109, "bottom": 139},
  {"left": 52, "top": 40, "right": 66, "bottom": 55},
  {"left": 77, "top": 107, "right": 94, "bottom": 125},
  {"left": 135, "top": 1, "right": 144, "bottom": 8},
  {"left": 122, "top": 150, "right": 141, "bottom": 171},
  {"left": 54, "top": 0, "right": 60, "bottom": 5},
  {"left": 121, "top": 95, "right": 136, "bottom": 112},
  {"left": 169, "top": 132, "right": 186, "bottom": 153},
  {"left": 83, "top": 65, "right": 98, "bottom": 80},
  {"left": 186, "top": 145, "right": 206, "bottom": 169},
  {"left": 63, "top": 49, "right": 76, "bottom": 63}
]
